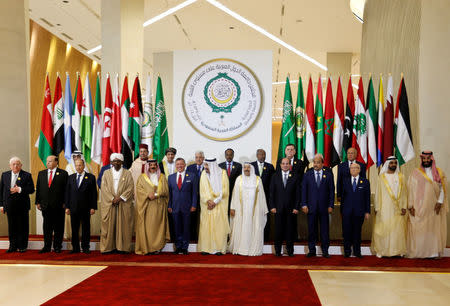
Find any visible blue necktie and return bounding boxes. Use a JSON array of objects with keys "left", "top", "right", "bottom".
[
  {"left": 352, "top": 178, "right": 357, "bottom": 192},
  {"left": 197, "top": 165, "right": 201, "bottom": 177},
  {"left": 316, "top": 172, "right": 321, "bottom": 188},
  {"left": 77, "top": 174, "right": 82, "bottom": 188}
]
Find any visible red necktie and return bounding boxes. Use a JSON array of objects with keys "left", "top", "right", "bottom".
[
  {"left": 177, "top": 174, "right": 182, "bottom": 189},
  {"left": 48, "top": 170, "right": 53, "bottom": 187},
  {"left": 290, "top": 164, "right": 293, "bottom": 171},
  {"left": 227, "top": 163, "right": 231, "bottom": 177},
  {"left": 141, "top": 164, "right": 145, "bottom": 173}
]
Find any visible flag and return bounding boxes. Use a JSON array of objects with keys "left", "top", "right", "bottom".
[
  {"left": 63, "top": 73, "right": 73, "bottom": 162},
  {"left": 91, "top": 73, "right": 102, "bottom": 165},
  {"left": 80, "top": 73, "right": 93, "bottom": 163},
  {"left": 353, "top": 77, "right": 367, "bottom": 164},
  {"left": 53, "top": 74, "right": 64, "bottom": 155},
  {"left": 152, "top": 76, "right": 169, "bottom": 163},
  {"left": 295, "top": 76, "right": 305, "bottom": 160},
  {"left": 331, "top": 77, "right": 344, "bottom": 167},
  {"left": 315, "top": 77, "right": 324, "bottom": 155},
  {"left": 394, "top": 77, "right": 414, "bottom": 165},
  {"left": 342, "top": 76, "right": 355, "bottom": 161},
  {"left": 121, "top": 75, "right": 133, "bottom": 169},
  {"left": 323, "top": 77, "right": 334, "bottom": 167},
  {"left": 305, "top": 76, "right": 315, "bottom": 161},
  {"left": 72, "top": 74, "right": 82, "bottom": 151},
  {"left": 277, "top": 77, "right": 296, "bottom": 161},
  {"left": 366, "top": 76, "right": 377, "bottom": 168},
  {"left": 110, "top": 74, "right": 122, "bottom": 153},
  {"left": 129, "top": 75, "right": 142, "bottom": 159},
  {"left": 141, "top": 74, "right": 154, "bottom": 153},
  {"left": 102, "top": 74, "right": 113, "bottom": 166},
  {"left": 38, "top": 74, "right": 54, "bottom": 165},
  {"left": 383, "top": 75, "right": 394, "bottom": 162},
  {"left": 377, "top": 76, "right": 384, "bottom": 167}
]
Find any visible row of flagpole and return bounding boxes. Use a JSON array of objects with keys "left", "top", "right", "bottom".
[
  {"left": 36, "top": 71, "right": 170, "bottom": 169},
  {"left": 277, "top": 73, "right": 415, "bottom": 169}
]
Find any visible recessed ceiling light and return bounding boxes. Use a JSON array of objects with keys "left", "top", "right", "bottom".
[
  {"left": 229, "top": 26, "right": 234, "bottom": 29},
  {"left": 296, "top": 19, "right": 303, "bottom": 23},
  {"left": 56, "top": 23, "right": 61, "bottom": 26},
  {"left": 63, "top": 1, "right": 69, "bottom": 3}
]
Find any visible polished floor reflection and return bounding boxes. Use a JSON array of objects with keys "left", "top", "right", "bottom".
[
  {"left": 0, "top": 264, "right": 105, "bottom": 305},
  {"left": 309, "top": 270, "right": 450, "bottom": 305}
]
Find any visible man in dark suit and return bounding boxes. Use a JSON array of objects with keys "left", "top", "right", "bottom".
[
  {"left": 275, "top": 144, "right": 307, "bottom": 178},
  {"left": 65, "top": 159, "right": 98, "bottom": 254},
  {"left": 0, "top": 157, "right": 35, "bottom": 252},
  {"left": 341, "top": 163, "right": 370, "bottom": 258},
  {"left": 301, "top": 154, "right": 335, "bottom": 258},
  {"left": 219, "top": 148, "right": 242, "bottom": 214},
  {"left": 337, "top": 147, "right": 366, "bottom": 202},
  {"left": 269, "top": 158, "right": 301, "bottom": 256},
  {"left": 186, "top": 150, "right": 205, "bottom": 241},
  {"left": 168, "top": 158, "right": 198, "bottom": 254},
  {"left": 251, "top": 148, "right": 275, "bottom": 241},
  {"left": 35, "top": 155, "right": 68, "bottom": 253}
]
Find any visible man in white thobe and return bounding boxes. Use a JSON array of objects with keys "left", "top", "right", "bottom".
[{"left": 228, "top": 163, "right": 267, "bottom": 256}]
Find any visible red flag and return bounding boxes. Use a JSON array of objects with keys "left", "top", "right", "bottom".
[
  {"left": 383, "top": 76, "right": 394, "bottom": 162},
  {"left": 110, "top": 74, "right": 122, "bottom": 153},
  {"left": 102, "top": 75, "right": 113, "bottom": 165},
  {"left": 323, "top": 77, "right": 334, "bottom": 167}
]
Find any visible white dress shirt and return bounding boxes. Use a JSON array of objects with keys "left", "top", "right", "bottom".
[
  {"left": 48, "top": 168, "right": 56, "bottom": 184},
  {"left": 111, "top": 168, "right": 127, "bottom": 201}
]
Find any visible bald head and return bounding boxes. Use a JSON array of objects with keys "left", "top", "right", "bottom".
[
  {"left": 347, "top": 147, "right": 357, "bottom": 161},
  {"left": 350, "top": 162, "right": 360, "bottom": 177}
]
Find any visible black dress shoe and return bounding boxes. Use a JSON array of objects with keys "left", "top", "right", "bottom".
[
  {"left": 182, "top": 249, "right": 188, "bottom": 255},
  {"left": 82, "top": 249, "right": 91, "bottom": 254},
  {"left": 306, "top": 253, "right": 316, "bottom": 258},
  {"left": 18, "top": 249, "right": 27, "bottom": 253},
  {"left": 355, "top": 254, "right": 363, "bottom": 258},
  {"left": 215, "top": 252, "right": 223, "bottom": 256},
  {"left": 322, "top": 253, "right": 330, "bottom": 258},
  {"left": 6, "top": 248, "right": 16, "bottom": 253},
  {"left": 70, "top": 249, "right": 80, "bottom": 254},
  {"left": 201, "top": 252, "right": 210, "bottom": 255},
  {"left": 275, "top": 252, "right": 282, "bottom": 257},
  {"left": 288, "top": 253, "right": 294, "bottom": 257},
  {"left": 344, "top": 253, "right": 351, "bottom": 258},
  {"left": 174, "top": 248, "right": 181, "bottom": 254},
  {"left": 39, "top": 248, "right": 51, "bottom": 254},
  {"left": 54, "top": 248, "right": 62, "bottom": 253}
]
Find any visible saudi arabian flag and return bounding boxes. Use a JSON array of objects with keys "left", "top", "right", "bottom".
[
  {"left": 152, "top": 76, "right": 169, "bottom": 163},
  {"left": 277, "top": 77, "right": 296, "bottom": 161},
  {"left": 80, "top": 73, "right": 93, "bottom": 163},
  {"left": 295, "top": 76, "right": 305, "bottom": 160},
  {"left": 315, "top": 77, "right": 324, "bottom": 155}
]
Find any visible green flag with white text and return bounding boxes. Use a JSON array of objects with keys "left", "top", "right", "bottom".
[
  {"left": 277, "top": 77, "right": 296, "bottom": 161},
  {"left": 152, "top": 76, "right": 169, "bottom": 163},
  {"left": 295, "top": 76, "right": 305, "bottom": 160}
]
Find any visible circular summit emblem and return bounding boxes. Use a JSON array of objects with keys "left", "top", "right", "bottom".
[{"left": 182, "top": 59, "right": 262, "bottom": 141}]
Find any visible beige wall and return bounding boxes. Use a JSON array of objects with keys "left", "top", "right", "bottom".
[{"left": 361, "top": 0, "right": 450, "bottom": 244}]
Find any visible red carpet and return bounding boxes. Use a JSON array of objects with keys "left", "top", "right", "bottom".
[
  {"left": 1, "top": 250, "right": 450, "bottom": 272},
  {"left": 43, "top": 266, "right": 321, "bottom": 305}
]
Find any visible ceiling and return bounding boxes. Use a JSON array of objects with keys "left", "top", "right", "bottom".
[{"left": 28, "top": 0, "right": 362, "bottom": 119}]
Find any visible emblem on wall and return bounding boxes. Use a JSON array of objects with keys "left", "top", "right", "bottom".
[{"left": 182, "top": 58, "right": 262, "bottom": 141}]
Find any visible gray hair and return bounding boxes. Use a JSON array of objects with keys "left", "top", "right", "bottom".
[
  {"left": 195, "top": 151, "right": 205, "bottom": 157},
  {"left": 313, "top": 153, "right": 324, "bottom": 162},
  {"left": 9, "top": 156, "right": 22, "bottom": 165}
]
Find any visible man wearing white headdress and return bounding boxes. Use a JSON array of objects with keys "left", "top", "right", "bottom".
[
  {"left": 228, "top": 163, "right": 268, "bottom": 256},
  {"left": 371, "top": 156, "right": 407, "bottom": 257},
  {"left": 100, "top": 153, "right": 135, "bottom": 253},
  {"left": 64, "top": 151, "right": 93, "bottom": 240},
  {"left": 197, "top": 158, "right": 230, "bottom": 255},
  {"left": 135, "top": 159, "right": 170, "bottom": 255}
]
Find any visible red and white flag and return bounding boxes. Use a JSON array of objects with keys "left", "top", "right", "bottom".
[
  {"left": 110, "top": 73, "right": 122, "bottom": 154},
  {"left": 101, "top": 74, "right": 113, "bottom": 166}
]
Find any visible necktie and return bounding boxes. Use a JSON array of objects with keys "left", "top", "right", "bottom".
[
  {"left": 48, "top": 170, "right": 53, "bottom": 187},
  {"left": 227, "top": 163, "right": 231, "bottom": 177},
  {"left": 259, "top": 163, "right": 263, "bottom": 175},
  {"left": 283, "top": 173, "right": 287, "bottom": 187},
  {"left": 316, "top": 172, "right": 321, "bottom": 188},
  {"left": 353, "top": 178, "right": 357, "bottom": 192},
  {"left": 290, "top": 162, "right": 293, "bottom": 171},
  {"left": 141, "top": 163, "right": 145, "bottom": 173},
  {"left": 77, "top": 174, "right": 82, "bottom": 188},
  {"left": 197, "top": 165, "right": 201, "bottom": 177},
  {"left": 11, "top": 173, "right": 18, "bottom": 188},
  {"left": 177, "top": 174, "right": 182, "bottom": 189}
]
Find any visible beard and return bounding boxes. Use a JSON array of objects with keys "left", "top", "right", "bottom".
[
  {"left": 388, "top": 166, "right": 397, "bottom": 172},
  {"left": 421, "top": 161, "right": 432, "bottom": 168}
]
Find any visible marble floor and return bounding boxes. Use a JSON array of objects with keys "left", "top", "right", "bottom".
[
  {"left": 0, "top": 264, "right": 105, "bottom": 305},
  {"left": 309, "top": 270, "right": 450, "bottom": 305}
]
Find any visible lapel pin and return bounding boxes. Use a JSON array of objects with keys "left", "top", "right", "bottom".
[
  {"left": 294, "top": 161, "right": 297, "bottom": 164},
  {"left": 360, "top": 180, "right": 363, "bottom": 183},
  {"left": 186, "top": 174, "right": 189, "bottom": 177},
  {"left": 289, "top": 174, "right": 292, "bottom": 177},
  {"left": 85, "top": 176, "right": 88, "bottom": 179},
  {"left": 232, "top": 166, "right": 235, "bottom": 169},
  {"left": 263, "top": 167, "right": 266, "bottom": 170},
  {"left": 56, "top": 172, "right": 60, "bottom": 175},
  {"left": 18, "top": 177, "right": 21, "bottom": 181},
  {"left": 323, "top": 175, "right": 326, "bottom": 178}
]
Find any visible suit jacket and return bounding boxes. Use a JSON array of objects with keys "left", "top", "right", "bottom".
[
  {"left": 35, "top": 168, "right": 68, "bottom": 210},
  {"left": 168, "top": 171, "right": 198, "bottom": 213},
  {"left": 219, "top": 161, "right": 242, "bottom": 198},
  {"left": 341, "top": 176, "right": 370, "bottom": 217},
  {"left": 276, "top": 157, "right": 307, "bottom": 179},
  {"left": 251, "top": 161, "right": 275, "bottom": 203},
  {"left": 269, "top": 171, "right": 301, "bottom": 212},
  {"left": 186, "top": 164, "right": 204, "bottom": 179},
  {"left": 0, "top": 170, "right": 35, "bottom": 213},
  {"left": 65, "top": 172, "right": 98, "bottom": 213},
  {"left": 337, "top": 160, "right": 366, "bottom": 199},
  {"left": 301, "top": 168, "right": 335, "bottom": 215},
  {"left": 97, "top": 164, "right": 112, "bottom": 188}
]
